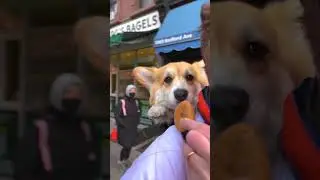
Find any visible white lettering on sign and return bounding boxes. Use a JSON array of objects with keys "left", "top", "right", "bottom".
[
  {"left": 154, "top": 33, "right": 194, "bottom": 46},
  {"left": 110, "top": 11, "right": 161, "bottom": 36}
]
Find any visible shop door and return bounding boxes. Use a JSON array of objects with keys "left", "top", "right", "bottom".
[
  {"left": 0, "top": 36, "right": 21, "bottom": 104},
  {"left": 110, "top": 66, "right": 118, "bottom": 116}
]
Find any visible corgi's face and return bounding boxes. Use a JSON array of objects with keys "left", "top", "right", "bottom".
[
  {"left": 209, "top": 0, "right": 315, "bottom": 152},
  {"left": 133, "top": 61, "right": 208, "bottom": 109}
]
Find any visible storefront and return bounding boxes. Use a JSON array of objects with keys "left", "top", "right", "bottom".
[
  {"left": 110, "top": 11, "right": 161, "bottom": 127},
  {"left": 153, "top": 0, "right": 208, "bottom": 64}
]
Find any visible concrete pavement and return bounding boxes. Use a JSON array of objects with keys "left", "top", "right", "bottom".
[
  {"left": 110, "top": 141, "right": 141, "bottom": 180},
  {"left": 109, "top": 118, "right": 145, "bottom": 179}
]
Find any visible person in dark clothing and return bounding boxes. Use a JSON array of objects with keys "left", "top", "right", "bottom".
[
  {"left": 115, "top": 84, "right": 141, "bottom": 170},
  {"left": 14, "top": 73, "right": 102, "bottom": 180}
]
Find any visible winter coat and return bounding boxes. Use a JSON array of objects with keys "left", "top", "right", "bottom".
[
  {"left": 115, "top": 96, "right": 141, "bottom": 148},
  {"left": 14, "top": 73, "right": 102, "bottom": 180}
]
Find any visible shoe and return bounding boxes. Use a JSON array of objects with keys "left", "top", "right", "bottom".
[
  {"left": 118, "top": 160, "right": 127, "bottom": 174},
  {"left": 124, "top": 159, "right": 132, "bottom": 168}
]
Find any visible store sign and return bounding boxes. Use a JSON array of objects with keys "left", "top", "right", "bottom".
[
  {"left": 154, "top": 31, "right": 200, "bottom": 47},
  {"left": 110, "top": 11, "right": 161, "bottom": 36}
]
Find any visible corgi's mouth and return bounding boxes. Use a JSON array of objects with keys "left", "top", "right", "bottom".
[{"left": 211, "top": 85, "right": 250, "bottom": 133}]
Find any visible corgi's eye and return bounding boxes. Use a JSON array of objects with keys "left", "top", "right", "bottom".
[
  {"left": 164, "top": 76, "right": 173, "bottom": 84},
  {"left": 244, "top": 41, "right": 269, "bottom": 61},
  {"left": 185, "top": 74, "right": 194, "bottom": 81}
]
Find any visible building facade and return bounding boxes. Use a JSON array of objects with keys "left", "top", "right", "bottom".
[
  {"left": 109, "top": 0, "right": 195, "bottom": 127},
  {"left": 0, "top": 2, "right": 109, "bottom": 177}
]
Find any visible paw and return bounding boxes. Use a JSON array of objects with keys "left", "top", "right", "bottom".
[
  {"left": 152, "top": 116, "right": 168, "bottom": 125},
  {"left": 148, "top": 105, "right": 167, "bottom": 121}
]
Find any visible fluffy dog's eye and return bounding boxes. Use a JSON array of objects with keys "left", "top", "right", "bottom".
[
  {"left": 245, "top": 41, "right": 269, "bottom": 60},
  {"left": 164, "top": 76, "right": 173, "bottom": 84},
  {"left": 185, "top": 74, "right": 194, "bottom": 81}
]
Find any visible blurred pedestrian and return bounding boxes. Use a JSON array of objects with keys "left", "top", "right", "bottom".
[
  {"left": 115, "top": 84, "right": 141, "bottom": 172},
  {"left": 14, "top": 73, "right": 102, "bottom": 180}
]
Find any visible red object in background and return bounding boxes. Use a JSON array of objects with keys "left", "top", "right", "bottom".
[
  {"left": 282, "top": 94, "right": 320, "bottom": 180},
  {"left": 110, "top": 128, "right": 118, "bottom": 142},
  {"left": 197, "top": 92, "right": 210, "bottom": 124}
]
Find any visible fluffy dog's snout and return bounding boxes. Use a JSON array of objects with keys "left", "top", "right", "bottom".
[
  {"left": 211, "top": 85, "right": 250, "bottom": 133},
  {"left": 174, "top": 89, "right": 188, "bottom": 102}
]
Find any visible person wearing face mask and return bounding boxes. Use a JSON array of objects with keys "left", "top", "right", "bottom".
[
  {"left": 115, "top": 84, "right": 141, "bottom": 173},
  {"left": 14, "top": 73, "right": 102, "bottom": 180}
]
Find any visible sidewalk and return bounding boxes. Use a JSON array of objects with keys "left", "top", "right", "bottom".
[{"left": 110, "top": 141, "right": 141, "bottom": 180}]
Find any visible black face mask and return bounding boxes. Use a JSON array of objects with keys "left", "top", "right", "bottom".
[
  {"left": 61, "top": 99, "right": 81, "bottom": 115},
  {"left": 129, "top": 93, "right": 135, "bottom": 98}
]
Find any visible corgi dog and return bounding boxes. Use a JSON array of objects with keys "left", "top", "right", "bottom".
[
  {"left": 209, "top": 0, "right": 316, "bottom": 175},
  {"left": 133, "top": 61, "right": 208, "bottom": 124}
]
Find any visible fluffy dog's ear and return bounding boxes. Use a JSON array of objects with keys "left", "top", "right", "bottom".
[
  {"left": 264, "top": 0, "right": 316, "bottom": 84},
  {"left": 133, "top": 67, "right": 157, "bottom": 90},
  {"left": 264, "top": 0, "right": 303, "bottom": 21},
  {"left": 192, "top": 60, "right": 209, "bottom": 87}
]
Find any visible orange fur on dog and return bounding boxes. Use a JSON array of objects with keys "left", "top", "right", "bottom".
[{"left": 74, "top": 16, "right": 109, "bottom": 73}]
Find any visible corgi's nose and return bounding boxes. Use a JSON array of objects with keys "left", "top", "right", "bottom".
[
  {"left": 174, "top": 89, "right": 189, "bottom": 102},
  {"left": 211, "top": 85, "right": 249, "bottom": 133}
]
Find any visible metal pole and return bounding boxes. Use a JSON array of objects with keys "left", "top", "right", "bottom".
[{"left": 18, "top": 4, "right": 28, "bottom": 138}]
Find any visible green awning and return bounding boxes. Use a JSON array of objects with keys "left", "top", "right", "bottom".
[
  {"left": 110, "top": 34, "right": 123, "bottom": 46},
  {"left": 110, "top": 31, "right": 155, "bottom": 47}
]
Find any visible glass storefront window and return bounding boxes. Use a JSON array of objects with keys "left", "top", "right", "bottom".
[{"left": 111, "top": 74, "right": 117, "bottom": 94}]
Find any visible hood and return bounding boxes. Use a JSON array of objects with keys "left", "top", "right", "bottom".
[
  {"left": 49, "top": 73, "right": 83, "bottom": 111},
  {"left": 126, "top": 84, "right": 136, "bottom": 97}
]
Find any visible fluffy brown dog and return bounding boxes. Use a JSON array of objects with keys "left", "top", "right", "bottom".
[{"left": 133, "top": 61, "right": 208, "bottom": 124}]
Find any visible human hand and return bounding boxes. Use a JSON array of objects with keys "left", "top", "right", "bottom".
[{"left": 180, "top": 119, "right": 210, "bottom": 180}]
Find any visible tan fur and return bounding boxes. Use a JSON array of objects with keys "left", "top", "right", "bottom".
[
  {"left": 133, "top": 61, "right": 208, "bottom": 105},
  {"left": 74, "top": 16, "right": 109, "bottom": 73},
  {"left": 133, "top": 60, "right": 208, "bottom": 123}
]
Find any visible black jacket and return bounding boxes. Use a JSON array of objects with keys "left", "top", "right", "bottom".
[
  {"left": 115, "top": 96, "right": 141, "bottom": 148},
  {"left": 14, "top": 111, "right": 102, "bottom": 180}
]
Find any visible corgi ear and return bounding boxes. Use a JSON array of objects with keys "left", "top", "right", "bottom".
[
  {"left": 264, "top": 0, "right": 316, "bottom": 83},
  {"left": 192, "top": 60, "right": 209, "bottom": 87},
  {"left": 264, "top": 0, "right": 303, "bottom": 21},
  {"left": 132, "top": 67, "right": 158, "bottom": 90}
]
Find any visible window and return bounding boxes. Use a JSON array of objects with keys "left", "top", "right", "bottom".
[
  {"left": 110, "top": 0, "right": 118, "bottom": 21},
  {"left": 111, "top": 73, "right": 117, "bottom": 94},
  {"left": 140, "top": 0, "right": 154, "bottom": 8},
  {"left": 4, "top": 40, "right": 20, "bottom": 101}
]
